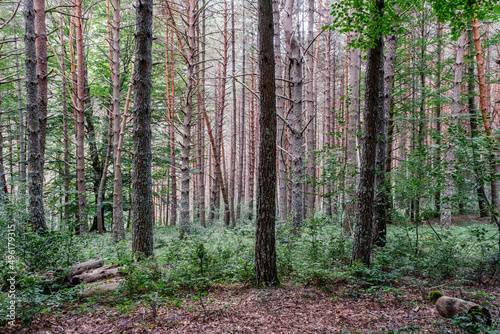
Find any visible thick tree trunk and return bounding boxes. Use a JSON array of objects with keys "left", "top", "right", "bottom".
[
  {"left": 25, "top": 0, "right": 47, "bottom": 231},
  {"left": 255, "top": 0, "right": 278, "bottom": 286},
  {"left": 373, "top": 33, "right": 397, "bottom": 247},
  {"left": 179, "top": 0, "right": 196, "bottom": 237},
  {"left": 351, "top": 0, "right": 384, "bottom": 266},
  {"left": 132, "top": 0, "right": 154, "bottom": 258},
  {"left": 34, "top": 0, "right": 48, "bottom": 168},
  {"left": 283, "top": 0, "right": 304, "bottom": 232},
  {"left": 441, "top": 32, "right": 466, "bottom": 227}
]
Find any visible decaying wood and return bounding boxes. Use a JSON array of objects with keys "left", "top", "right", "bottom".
[
  {"left": 435, "top": 296, "right": 491, "bottom": 325},
  {"left": 82, "top": 281, "right": 120, "bottom": 296},
  {"left": 70, "top": 265, "right": 124, "bottom": 284},
  {"left": 71, "top": 258, "right": 104, "bottom": 276}
]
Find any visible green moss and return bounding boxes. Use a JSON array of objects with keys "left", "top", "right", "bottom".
[{"left": 429, "top": 291, "right": 444, "bottom": 304}]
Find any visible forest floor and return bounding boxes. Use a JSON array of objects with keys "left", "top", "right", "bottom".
[{"left": 4, "top": 280, "right": 500, "bottom": 334}]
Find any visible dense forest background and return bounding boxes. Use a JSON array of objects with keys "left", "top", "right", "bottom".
[{"left": 1, "top": 0, "right": 500, "bottom": 332}]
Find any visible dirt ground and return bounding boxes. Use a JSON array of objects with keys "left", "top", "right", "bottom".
[{"left": 3, "top": 282, "right": 499, "bottom": 334}]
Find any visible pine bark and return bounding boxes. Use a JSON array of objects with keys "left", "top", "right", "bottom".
[
  {"left": 34, "top": 0, "right": 48, "bottom": 167},
  {"left": 25, "top": 0, "right": 47, "bottom": 231},
  {"left": 179, "top": 0, "right": 196, "bottom": 237},
  {"left": 236, "top": 7, "right": 246, "bottom": 222},
  {"left": 230, "top": 0, "right": 237, "bottom": 227},
  {"left": 273, "top": 0, "right": 287, "bottom": 221},
  {"left": 373, "top": 33, "right": 397, "bottom": 247},
  {"left": 283, "top": 0, "right": 304, "bottom": 232},
  {"left": 132, "top": 0, "right": 154, "bottom": 258},
  {"left": 351, "top": 0, "right": 384, "bottom": 266},
  {"left": 75, "top": 0, "right": 88, "bottom": 233},
  {"left": 255, "top": 0, "right": 279, "bottom": 286},
  {"left": 13, "top": 19, "right": 26, "bottom": 195},
  {"left": 442, "top": 32, "right": 466, "bottom": 227},
  {"left": 305, "top": 0, "right": 315, "bottom": 218}
]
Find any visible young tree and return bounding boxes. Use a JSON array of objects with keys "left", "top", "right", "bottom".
[
  {"left": 132, "top": 0, "right": 154, "bottom": 258},
  {"left": 255, "top": 0, "right": 279, "bottom": 285}
]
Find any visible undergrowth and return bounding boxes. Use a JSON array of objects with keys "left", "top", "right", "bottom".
[{"left": 0, "top": 201, "right": 498, "bottom": 329}]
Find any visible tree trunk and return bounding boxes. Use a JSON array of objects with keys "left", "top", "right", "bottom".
[
  {"left": 255, "top": 0, "right": 279, "bottom": 286},
  {"left": 13, "top": 18, "right": 26, "bottom": 195},
  {"left": 236, "top": 6, "right": 246, "bottom": 222},
  {"left": 441, "top": 32, "right": 466, "bottom": 227},
  {"left": 197, "top": 6, "right": 206, "bottom": 228},
  {"left": 132, "top": 0, "right": 154, "bottom": 258},
  {"left": 324, "top": 20, "right": 332, "bottom": 216},
  {"left": 247, "top": 56, "right": 256, "bottom": 220},
  {"left": 97, "top": 111, "right": 113, "bottom": 234},
  {"left": 0, "top": 87, "right": 7, "bottom": 200},
  {"left": 373, "top": 33, "right": 397, "bottom": 247},
  {"left": 345, "top": 41, "right": 361, "bottom": 235},
  {"left": 283, "top": 0, "right": 304, "bottom": 232},
  {"left": 34, "top": 0, "right": 48, "bottom": 168},
  {"left": 273, "top": 0, "right": 287, "bottom": 222},
  {"left": 472, "top": 18, "right": 498, "bottom": 215},
  {"left": 179, "top": 0, "right": 196, "bottom": 237},
  {"left": 467, "top": 30, "right": 488, "bottom": 218},
  {"left": 111, "top": 0, "right": 125, "bottom": 241},
  {"left": 305, "top": 0, "right": 315, "bottom": 218},
  {"left": 434, "top": 24, "right": 443, "bottom": 218},
  {"left": 230, "top": 0, "right": 237, "bottom": 227},
  {"left": 75, "top": 0, "right": 88, "bottom": 233},
  {"left": 351, "top": 0, "right": 384, "bottom": 266},
  {"left": 24, "top": 0, "right": 47, "bottom": 231}
]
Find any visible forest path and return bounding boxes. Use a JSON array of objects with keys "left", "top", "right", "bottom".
[{"left": 6, "top": 283, "right": 500, "bottom": 333}]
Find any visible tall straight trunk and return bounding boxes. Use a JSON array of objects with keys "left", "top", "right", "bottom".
[
  {"left": 13, "top": 18, "right": 26, "bottom": 195},
  {"left": 197, "top": 4, "right": 206, "bottom": 227},
  {"left": 132, "top": 0, "right": 154, "bottom": 258},
  {"left": 230, "top": 0, "right": 237, "bottom": 227},
  {"left": 166, "top": 30, "right": 177, "bottom": 227},
  {"left": 25, "top": 0, "right": 47, "bottom": 231},
  {"left": 467, "top": 30, "right": 488, "bottom": 218},
  {"left": 236, "top": 6, "right": 246, "bottom": 222},
  {"left": 345, "top": 41, "right": 361, "bottom": 234},
  {"left": 472, "top": 18, "right": 498, "bottom": 214},
  {"left": 373, "top": 33, "right": 397, "bottom": 247},
  {"left": 434, "top": 24, "right": 443, "bottom": 217},
  {"left": 442, "top": 32, "right": 466, "bottom": 227},
  {"left": 283, "top": 0, "right": 304, "bottom": 232},
  {"left": 351, "top": 0, "right": 384, "bottom": 266},
  {"left": 0, "top": 87, "right": 7, "bottom": 200},
  {"left": 59, "top": 1, "right": 70, "bottom": 224},
  {"left": 179, "top": 0, "right": 196, "bottom": 236},
  {"left": 75, "top": 0, "right": 88, "bottom": 233},
  {"left": 324, "top": 22, "right": 332, "bottom": 216},
  {"left": 305, "top": 0, "right": 315, "bottom": 218},
  {"left": 255, "top": 0, "right": 278, "bottom": 286},
  {"left": 97, "top": 112, "right": 113, "bottom": 233},
  {"left": 273, "top": 0, "right": 286, "bottom": 221},
  {"left": 247, "top": 56, "right": 256, "bottom": 220},
  {"left": 112, "top": 0, "right": 125, "bottom": 241},
  {"left": 34, "top": 0, "right": 48, "bottom": 167}
]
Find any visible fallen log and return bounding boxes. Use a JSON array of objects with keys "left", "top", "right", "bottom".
[
  {"left": 70, "top": 266, "right": 124, "bottom": 285},
  {"left": 430, "top": 291, "right": 491, "bottom": 325},
  {"left": 71, "top": 258, "right": 104, "bottom": 277},
  {"left": 82, "top": 281, "right": 120, "bottom": 296}
]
